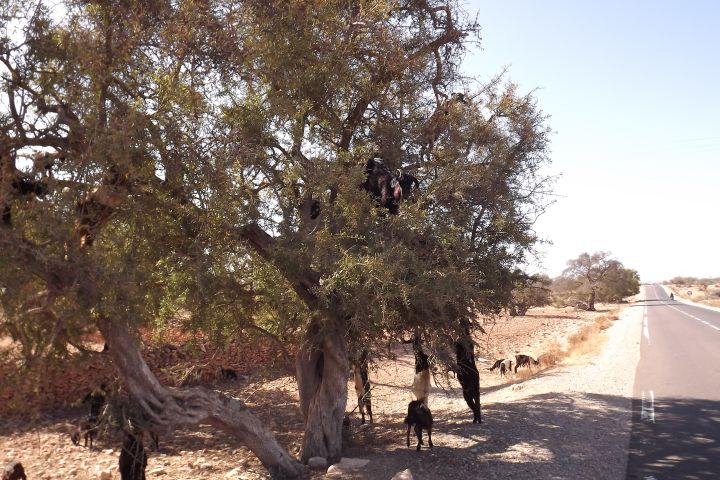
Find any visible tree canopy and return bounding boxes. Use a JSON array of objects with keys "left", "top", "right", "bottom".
[
  {"left": 553, "top": 252, "right": 639, "bottom": 311},
  {"left": 1, "top": 0, "right": 553, "bottom": 476}
]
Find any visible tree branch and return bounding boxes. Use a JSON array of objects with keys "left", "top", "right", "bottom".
[
  {"left": 97, "top": 316, "right": 306, "bottom": 479},
  {"left": 235, "top": 223, "right": 321, "bottom": 309}
]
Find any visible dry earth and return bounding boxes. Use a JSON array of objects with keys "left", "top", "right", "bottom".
[{"left": 1, "top": 302, "right": 642, "bottom": 480}]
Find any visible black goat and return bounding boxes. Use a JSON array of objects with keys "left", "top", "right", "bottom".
[
  {"left": 352, "top": 349, "right": 373, "bottom": 424},
  {"left": 363, "top": 156, "right": 400, "bottom": 214},
  {"left": 220, "top": 368, "right": 238, "bottom": 381},
  {"left": 455, "top": 327, "right": 481, "bottom": 424},
  {"left": 83, "top": 384, "right": 107, "bottom": 421},
  {"left": 514, "top": 354, "right": 539, "bottom": 373},
  {"left": 404, "top": 400, "right": 434, "bottom": 451},
  {"left": 119, "top": 430, "right": 147, "bottom": 480},
  {"left": 363, "top": 157, "right": 419, "bottom": 214},
  {"left": 71, "top": 418, "right": 98, "bottom": 448},
  {"left": 396, "top": 170, "right": 420, "bottom": 200},
  {"left": 1, "top": 461, "right": 26, "bottom": 480}
]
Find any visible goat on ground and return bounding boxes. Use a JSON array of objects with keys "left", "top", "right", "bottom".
[
  {"left": 70, "top": 418, "right": 98, "bottom": 448},
  {"left": 455, "top": 327, "right": 481, "bottom": 423},
  {"left": 83, "top": 384, "right": 107, "bottom": 422},
  {"left": 220, "top": 368, "right": 238, "bottom": 381},
  {"left": 1, "top": 461, "right": 26, "bottom": 480},
  {"left": 119, "top": 430, "right": 147, "bottom": 480},
  {"left": 352, "top": 349, "right": 373, "bottom": 424},
  {"left": 404, "top": 400, "right": 434, "bottom": 451},
  {"left": 514, "top": 354, "right": 539, "bottom": 373},
  {"left": 489, "top": 358, "right": 513, "bottom": 377}
]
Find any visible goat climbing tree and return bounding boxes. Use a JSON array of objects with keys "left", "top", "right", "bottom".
[{"left": 1, "top": 0, "right": 553, "bottom": 476}]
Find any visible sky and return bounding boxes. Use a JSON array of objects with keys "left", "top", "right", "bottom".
[{"left": 462, "top": 0, "right": 720, "bottom": 282}]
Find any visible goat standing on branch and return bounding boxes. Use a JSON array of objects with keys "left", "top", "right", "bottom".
[
  {"left": 362, "top": 156, "right": 419, "bottom": 215},
  {"left": 408, "top": 334, "right": 431, "bottom": 405}
]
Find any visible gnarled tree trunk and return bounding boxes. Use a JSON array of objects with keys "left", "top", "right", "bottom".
[
  {"left": 295, "top": 315, "right": 348, "bottom": 463},
  {"left": 588, "top": 289, "right": 596, "bottom": 311},
  {"left": 97, "top": 316, "right": 306, "bottom": 480}
]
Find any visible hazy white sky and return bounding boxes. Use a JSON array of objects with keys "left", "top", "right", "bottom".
[{"left": 463, "top": 0, "right": 720, "bottom": 281}]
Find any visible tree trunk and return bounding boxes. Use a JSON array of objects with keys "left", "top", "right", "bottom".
[
  {"left": 588, "top": 289, "right": 596, "bottom": 311},
  {"left": 97, "top": 316, "right": 307, "bottom": 480},
  {"left": 295, "top": 315, "right": 348, "bottom": 463}
]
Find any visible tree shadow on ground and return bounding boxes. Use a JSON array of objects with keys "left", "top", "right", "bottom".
[
  {"left": 626, "top": 396, "right": 720, "bottom": 480},
  {"left": 338, "top": 392, "right": 635, "bottom": 480},
  {"left": 340, "top": 393, "right": 720, "bottom": 480}
]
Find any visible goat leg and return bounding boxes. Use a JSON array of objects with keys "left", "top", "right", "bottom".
[{"left": 415, "top": 424, "right": 423, "bottom": 451}]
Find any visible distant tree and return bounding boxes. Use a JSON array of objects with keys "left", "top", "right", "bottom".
[
  {"left": 597, "top": 263, "right": 640, "bottom": 303},
  {"left": 509, "top": 273, "right": 551, "bottom": 316},
  {"left": 555, "top": 252, "right": 638, "bottom": 311}
]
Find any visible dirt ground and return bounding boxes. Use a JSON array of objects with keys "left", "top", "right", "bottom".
[{"left": 0, "top": 303, "right": 631, "bottom": 480}]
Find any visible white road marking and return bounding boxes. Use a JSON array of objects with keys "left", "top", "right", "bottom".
[
  {"left": 669, "top": 305, "right": 720, "bottom": 332},
  {"left": 641, "top": 390, "right": 656, "bottom": 423},
  {"left": 650, "top": 390, "right": 655, "bottom": 423},
  {"left": 643, "top": 307, "right": 650, "bottom": 342}
]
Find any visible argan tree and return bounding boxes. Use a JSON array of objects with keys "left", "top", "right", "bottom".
[
  {"left": 1, "top": 0, "right": 552, "bottom": 476},
  {"left": 509, "top": 273, "right": 551, "bottom": 316},
  {"left": 556, "top": 252, "right": 639, "bottom": 310}
]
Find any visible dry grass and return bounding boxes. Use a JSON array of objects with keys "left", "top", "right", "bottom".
[
  {"left": 669, "top": 284, "right": 720, "bottom": 307},
  {"left": 536, "top": 313, "right": 615, "bottom": 369}
]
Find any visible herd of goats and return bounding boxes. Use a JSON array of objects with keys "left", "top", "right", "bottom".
[
  {"left": 2, "top": 150, "right": 543, "bottom": 479},
  {"left": 1, "top": 338, "right": 542, "bottom": 480},
  {"left": 353, "top": 334, "right": 541, "bottom": 455}
]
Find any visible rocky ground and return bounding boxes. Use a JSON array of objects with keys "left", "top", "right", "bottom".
[{"left": 0, "top": 302, "right": 641, "bottom": 480}]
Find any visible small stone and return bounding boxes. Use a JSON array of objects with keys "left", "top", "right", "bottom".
[
  {"left": 327, "top": 457, "right": 370, "bottom": 475},
  {"left": 225, "top": 467, "right": 241, "bottom": 478},
  {"left": 98, "top": 471, "right": 113, "bottom": 480},
  {"left": 308, "top": 457, "right": 327, "bottom": 468},
  {"left": 149, "top": 467, "right": 166, "bottom": 475},
  {"left": 391, "top": 469, "right": 414, "bottom": 480}
]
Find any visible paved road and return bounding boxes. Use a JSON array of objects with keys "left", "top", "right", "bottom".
[{"left": 627, "top": 284, "right": 720, "bottom": 479}]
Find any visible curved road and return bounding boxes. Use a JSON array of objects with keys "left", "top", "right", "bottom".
[{"left": 627, "top": 284, "right": 720, "bottom": 479}]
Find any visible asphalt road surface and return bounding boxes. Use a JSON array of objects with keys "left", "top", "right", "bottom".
[{"left": 626, "top": 284, "right": 720, "bottom": 479}]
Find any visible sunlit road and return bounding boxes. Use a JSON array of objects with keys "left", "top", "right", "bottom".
[{"left": 626, "top": 284, "right": 720, "bottom": 479}]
